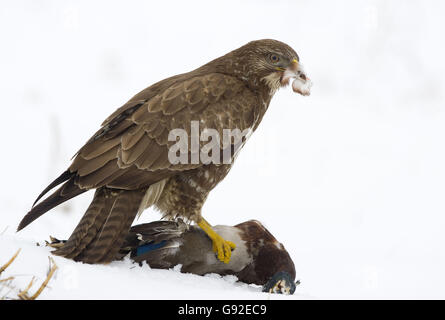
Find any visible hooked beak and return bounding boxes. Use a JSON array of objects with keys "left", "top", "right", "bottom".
[{"left": 280, "top": 59, "right": 312, "bottom": 96}]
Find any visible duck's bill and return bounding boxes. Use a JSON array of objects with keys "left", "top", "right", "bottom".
[{"left": 262, "top": 271, "right": 299, "bottom": 295}]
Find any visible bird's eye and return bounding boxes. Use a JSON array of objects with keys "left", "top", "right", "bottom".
[{"left": 269, "top": 54, "right": 280, "bottom": 64}]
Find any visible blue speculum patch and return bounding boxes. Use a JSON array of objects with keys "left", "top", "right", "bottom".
[{"left": 136, "top": 240, "right": 167, "bottom": 256}]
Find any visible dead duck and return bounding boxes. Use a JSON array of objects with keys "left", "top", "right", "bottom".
[
  {"left": 118, "top": 219, "right": 298, "bottom": 294},
  {"left": 48, "top": 219, "right": 298, "bottom": 294}
]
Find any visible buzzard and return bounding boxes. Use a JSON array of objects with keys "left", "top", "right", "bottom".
[{"left": 18, "top": 39, "right": 312, "bottom": 264}]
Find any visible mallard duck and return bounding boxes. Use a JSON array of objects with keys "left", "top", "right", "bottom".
[
  {"left": 119, "top": 219, "right": 298, "bottom": 294},
  {"left": 49, "top": 219, "right": 298, "bottom": 294}
]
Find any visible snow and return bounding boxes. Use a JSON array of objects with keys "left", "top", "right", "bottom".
[
  {"left": 1, "top": 0, "right": 445, "bottom": 299},
  {"left": 0, "top": 234, "right": 301, "bottom": 299}
]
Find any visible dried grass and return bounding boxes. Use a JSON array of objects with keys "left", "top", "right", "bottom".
[{"left": 1, "top": 249, "right": 57, "bottom": 300}]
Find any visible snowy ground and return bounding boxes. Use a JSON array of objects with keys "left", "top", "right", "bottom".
[
  {"left": 1, "top": 0, "right": 445, "bottom": 299},
  {"left": 1, "top": 234, "right": 290, "bottom": 299}
]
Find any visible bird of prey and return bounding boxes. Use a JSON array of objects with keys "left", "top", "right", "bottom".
[
  {"left": 49, "top": 219, "right": 298, "bottom": 294},
  {"left": 18, "top": 39, "right": 312, "bottom": 264}
]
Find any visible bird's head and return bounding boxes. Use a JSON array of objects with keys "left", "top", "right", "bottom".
[
  {"left": 215, "top": 39, "right": 312, "bottom": 96},
  {"left": 234, "top": 220, "right": 297, "bottom": 289}
]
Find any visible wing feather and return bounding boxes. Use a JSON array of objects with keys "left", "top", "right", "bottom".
[
  {"left": 121, "top": 125, "right": 145, "bottom": 151},
  {"left": 76, "top": 146, "right": 119, "bottom": 176},
  {"left": 69, "top": 73, "right": 257, "bottom": 191}
]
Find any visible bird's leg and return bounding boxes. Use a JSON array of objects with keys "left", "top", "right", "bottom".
[{"left": 197, "top": 218, "right": 236, "bottom": 264}]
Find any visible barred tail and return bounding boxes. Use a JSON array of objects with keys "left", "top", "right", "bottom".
[{"left": 52, "top": 187, "right": 146, "bottom": 264}]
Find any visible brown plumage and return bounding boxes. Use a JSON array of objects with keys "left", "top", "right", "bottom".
[{"left": 18, "top": 39, "right": 311, "bottom": 264}]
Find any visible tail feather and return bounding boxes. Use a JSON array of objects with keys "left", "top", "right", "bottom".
[
  {"left": 17, "top": 177, "right": 86, "bottom": 231},
  {"left": 53, "top": 187, "right": 147, "bottom": 264},
  {"left": 97, "top": 196, "right": 141, "bottom": 263},
  {"left": 51, "top": 188, "right": 110, "bottom": 259}
]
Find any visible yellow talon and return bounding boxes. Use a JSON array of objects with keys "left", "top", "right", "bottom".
[{"left": 198, "top": 218, "right": 236, "bottom": 264}]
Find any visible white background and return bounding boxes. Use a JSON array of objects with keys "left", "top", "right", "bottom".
[{"left": 1, "top": 0, "right": 444, "bottom": 299}]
